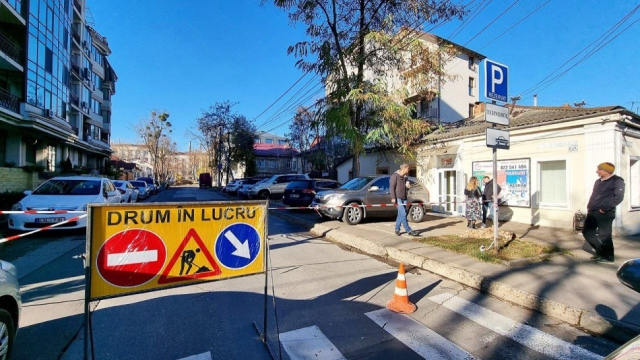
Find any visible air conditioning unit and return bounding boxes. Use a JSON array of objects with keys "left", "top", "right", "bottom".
[{"left": 44, "top": 109, "right": 54, "bottom": 118}]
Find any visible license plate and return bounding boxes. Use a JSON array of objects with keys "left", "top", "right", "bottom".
[
  {"left": 289, "top": 194, "right": 299, "bottom": 198},
  {"left": 35, "top": 217, "right": 65, "bottom": 224}
]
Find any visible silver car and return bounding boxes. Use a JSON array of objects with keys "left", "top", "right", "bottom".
[
  {"left": 0, "top": 260, "right": 21, "bottom": 358},
  {"left": 311, "top": 175, "right": 430, "bottom": 225},
  {"left": 248, "top": 174, "right": 310, "bottom": 200}
]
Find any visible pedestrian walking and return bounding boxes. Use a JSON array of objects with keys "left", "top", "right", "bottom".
[
  {"left": 481, "top": 176, "right": 502, "bottom": 228},
  {"left": 464, "top": 177, "right": 482, "bottom": 229},
  {"left": 391, "top": 164, "right": 419, "bottom": 237},
  {"left": 583, "top": 162, "right": 625, "bottom": 264}
]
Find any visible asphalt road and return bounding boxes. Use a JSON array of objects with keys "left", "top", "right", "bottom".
[{"left": 3, "top": 186, "right": 621, "bottom": 360}]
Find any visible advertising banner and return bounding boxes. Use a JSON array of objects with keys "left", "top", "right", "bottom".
[{"left": 472, "top": 159, "right": 530, "bottom": 207}]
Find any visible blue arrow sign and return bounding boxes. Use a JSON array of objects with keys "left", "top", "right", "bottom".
[{"left": 215, "top": 223, "right": 261, "bottom": 269}]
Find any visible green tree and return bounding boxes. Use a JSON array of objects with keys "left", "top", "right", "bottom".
[
  {"left": 267, "top": 0, "right": 465, "bottom": 175},
  {"left": 229, "top": 115, "right": 258, "bottom": 178},
  {"left": 134, "top": 110, "right": 173, "bottom": 182},
  {"left": 286, "top": 106, "right": 318, "bottom": 172}
]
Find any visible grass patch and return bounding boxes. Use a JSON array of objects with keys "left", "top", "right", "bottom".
[{"left": 416, "top": 235, "right": 564, "bottom": 264}]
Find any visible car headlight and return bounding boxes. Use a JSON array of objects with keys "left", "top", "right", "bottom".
[
  {"left": 0, "top": 260, "right": 18, "bottom": 278},
  {"left": 11, "top": 203, "right": 22, "bottom": 211}
]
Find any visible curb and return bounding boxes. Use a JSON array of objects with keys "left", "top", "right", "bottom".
[{"left": 269, "top": 209, "right": 640, "bottom": 343}]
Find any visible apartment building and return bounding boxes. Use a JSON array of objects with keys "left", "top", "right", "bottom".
[{"left": 0, "top": 0, "right": 116, "bottom": 174}]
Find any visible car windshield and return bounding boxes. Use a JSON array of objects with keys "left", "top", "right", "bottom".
[
  {"left": 113, "top": 181, "right": 124, "bottom": 186},
  {"left": 130, "top": 181, "right": 146, "bottom": 187},
  {"left": 33, "top": 179, "right": 101, "bottom": 195},
  {"left": 266, "top": 175, "right": 278, "bottom": 183},
  {"left": 340, "top": 177, "right": 375, "bottom": 191}
]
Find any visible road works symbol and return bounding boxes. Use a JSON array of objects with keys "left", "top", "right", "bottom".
[
  {"left": 158, "top": 228, "right": 222, "bottom": 284},
  {"left": 96, "top": 229, "right": 167, "bottom": 288},
  {"left": 215, "top": 223, "right": 261, "bottom": 269}
]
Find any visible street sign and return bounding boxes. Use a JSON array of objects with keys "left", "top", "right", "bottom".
[
  {"left": 215, "top": 223, "right": 261, "bottom": 269},
  {"left": 486, "top": 128, "right": 510, "bottom": 150},
  {"left": 88, "top": 201, "right": 267, "bottom": 300},
  {"left": 485, "top": 103, "right": 510, "bottom": 125},
  {"left": 96, "top": 229, "right": 167, "bottom": 288},
  {"left": 485, "top": 59, "right": 508, "bottom": 103}
]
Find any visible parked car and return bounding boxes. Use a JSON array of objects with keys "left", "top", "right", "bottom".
[
  {"left": 137, "top": 177, "right": 156, "bottom": 194},
  {"left": 238, "top": 178, "right": 268, "bottom": 199},
  {"left": 130, "top": 180, "right": 150, "bottom": 199},
  {"left": 8, "top": 176, "right": 122, "bottom": 231},
  {"left": 311, "top": 175, "right": 430, "bottom": 225},
  {"left": 0, "top": 259, "right": 21, "bottom": 359},
  {"left": 248, "top": 174, "right": 310, "bottom": 200},
  {"left": 223, "top": 179, "right": 242, "bottom": 194},
  {"left": 283, "top": 179, "right": 341, "bottom": 207},
  {"left": 199, "top": 173, "right": 212, "bottom": 188},
  {"left": 113, "top": 180, "right": 139, "bottom": 203}
]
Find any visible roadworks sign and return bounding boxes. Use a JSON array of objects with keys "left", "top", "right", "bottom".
[{"left": 88, "top": 201, "right": 267, "bottom": 300}]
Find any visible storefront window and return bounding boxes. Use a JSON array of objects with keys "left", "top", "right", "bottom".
[{"left": 539, "top": 160, "right": 567, "bottom": 206}]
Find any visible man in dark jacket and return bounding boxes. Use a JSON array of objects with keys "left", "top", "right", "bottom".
[
  {"left": 481, "top": 176, "right": 502, "bottom": 228},
  {"left": 390, "top": 164, "right": 419, "bottom": 237},
  {"left": 583, "top": 162, "right": 625, "bottom": 264}
]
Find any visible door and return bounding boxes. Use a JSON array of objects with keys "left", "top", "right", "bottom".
[
  {"left": 366, "top": 177, "right": 392, "bottom": 217},
  {"left": 439, "top": 171, "right": 458, "bottom": 213}
]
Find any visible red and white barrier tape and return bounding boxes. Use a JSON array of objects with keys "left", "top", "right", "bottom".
[
  {"left": 0, "top": 214, "right": 87, "bottom": 244},
  {"left": 0, "top": 210, "right": 85, "bottom": 214}
]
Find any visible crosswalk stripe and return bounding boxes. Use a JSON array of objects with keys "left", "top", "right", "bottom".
[
  {"left": 176, "top": 351, "right": 212, "bottom": 360},
  {"left": 428, "top": 293, "right": 603, "bottom": 360},
  {"left": 280, "top": 325, "right": 347, "bottom": 360},
  {"left": 366, "top": 309, "right": 478, "bottom": 360}
]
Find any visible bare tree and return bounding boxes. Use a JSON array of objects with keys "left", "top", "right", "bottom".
[{"left": 134, "top": 110, "right": 173, "bottom": 182}]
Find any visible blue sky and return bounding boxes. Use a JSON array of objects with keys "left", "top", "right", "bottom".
[{"left": 89, "top": 0, "right": 640, "bottom": 151}]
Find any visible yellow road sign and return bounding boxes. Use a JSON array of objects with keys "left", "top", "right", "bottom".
[{"left": 88, "top": 201, "right": 267, "bottom": 300}]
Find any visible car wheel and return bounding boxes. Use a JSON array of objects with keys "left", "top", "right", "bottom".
[
  {"left": 342, "top": 202, "right": 363, "bottom": 225},
  {"left": 0, "top": 308, "right": 16, "bottom": 359},
  {"left": 258, "top": 191, "right": 269, "bottom": 200},
  {"left": 408, "top": 204, "right": 425, "bottom": 223}
]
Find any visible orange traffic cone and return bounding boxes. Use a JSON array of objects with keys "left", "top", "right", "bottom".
[{"left": 386, "top": 263, "right": 417, "bottom": 314}]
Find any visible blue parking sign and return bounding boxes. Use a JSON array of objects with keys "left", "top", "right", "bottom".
[{"left": 485, "top": 59, "right": 508, "bottom": 103}]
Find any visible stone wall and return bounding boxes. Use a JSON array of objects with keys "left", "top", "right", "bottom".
[{"left": 0, "top": 168, "right": 39, "bottom": 192}]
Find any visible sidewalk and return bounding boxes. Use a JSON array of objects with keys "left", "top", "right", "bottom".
[{"left": 269, "top": 207, "right": 640, "bottom": 343}]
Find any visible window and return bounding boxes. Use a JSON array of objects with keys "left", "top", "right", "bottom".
[
  {"left": 539, "top": 160, "right": 567, "bottom": 206},
  {"left": 468, "top": 77, "right": 475, "bottom": 96},
  {"left": 376, "top": 167, "right": 389, "bottom": 175},
  {"left": 469, "top": 104, "right": 474, "bottom": 118},
  {"left": 286, "top": 160, "right": 291, "bottom": 169},
  {"left": 468, "top": 56, "right": 475, "bottom": 70},
  {"left": 265, "top": 138, "right": 273, "bottom": 144},
  {"left": 257, "top": 159, "right": 266, "bottom": 168},
  {"left": 631, "top": 158, "right": 640, "bottom": 208},
  {"left": 268, "top": 160, "right": 276, "bottom": 168},
  {"left": 371, "top": 177, "right": 390, "bottom": 191},
  {"left": 278, "top": 139, "right": 286, "bottom": 145}
]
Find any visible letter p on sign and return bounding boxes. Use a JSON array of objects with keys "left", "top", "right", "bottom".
[{"left": 485, "top": 59, "right": 508, "bottom": 103}]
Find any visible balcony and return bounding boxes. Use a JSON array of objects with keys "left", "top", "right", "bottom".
[
  {"left": 0, "top": 32, "right": 23, "bottom": 65},
  {"left": 71, "top": 27, "right": 81, "bottom": 44},
  {"left": 418, "top": 108, "right": 438, "bottom": 120},
  {"left": 70, "top": 92, "right": 79, "bottom": 107},
  {"left": 71, "top": 55, "right": 80, "bottom": 75},
  {"left": 0, "top": 88, "right": 20, "bottom": 113}
]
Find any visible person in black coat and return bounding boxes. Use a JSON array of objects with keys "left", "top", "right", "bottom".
[{"left": 583, "top": 162, "right": 625, "bottom": 264}]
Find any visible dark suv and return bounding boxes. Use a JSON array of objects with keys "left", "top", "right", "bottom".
[
  {"left": 282, "top": 179, "right": 341, "bottom": 207},
  {"left": 311, "top": 175, "right": 430, "bottom": 225}
]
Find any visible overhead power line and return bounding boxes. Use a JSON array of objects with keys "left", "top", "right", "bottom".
[
  {"left": 463, "top": 0, "right": 520, "bottom": 46},
  {"left": 478, "top": 0, "right": 551, "bottom": 50},
  {"left": 519, "top": 4, "right": 640, "bottom": 96}
]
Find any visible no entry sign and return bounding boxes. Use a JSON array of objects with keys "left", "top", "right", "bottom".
[{"left": 96, "top": 229, "right": 167, "bottom": 288}]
